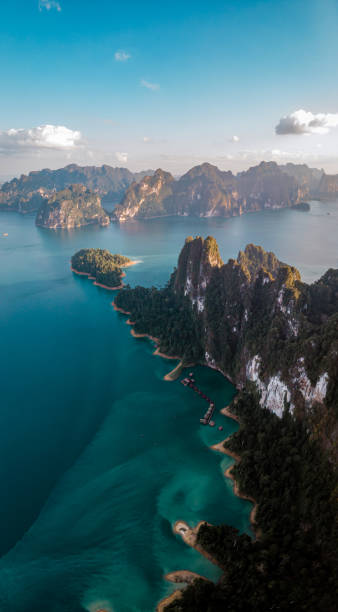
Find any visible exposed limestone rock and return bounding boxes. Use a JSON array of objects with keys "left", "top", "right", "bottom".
[
  {"left": 112, "top": 161, "right": 311, "bottom": 221},
  {"left": 172, "top": 238, "right": 337, "bottom": 421},
  {"left": 36, "top": 184, "right": 110, "bottom": 229}
]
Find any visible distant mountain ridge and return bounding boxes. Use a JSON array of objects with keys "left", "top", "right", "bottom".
[
  {"left": 2, "top": 160, "right": 337, "bottom": 222},
  {"left": 0, "top": 164, "right": 153, "bottom": 214},
  {"left": 112, "top": 161, "right": 325, "bottom": 221}
]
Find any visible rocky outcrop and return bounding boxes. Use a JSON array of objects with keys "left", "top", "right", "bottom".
[
  {"left": 36, "top": 184, "right": 110, "bottom": 229},
  {"left": 112, "top": 169, "right": 175, "bottom": 221},
  {"left": 173, "top": 237, "right": 337, "bottom": 423},
  {"left": 112, "top": 161, "right": 310, "bottom": 221},
  {"left": 0, "top": 164, "right": 153, "bottom": 213}
]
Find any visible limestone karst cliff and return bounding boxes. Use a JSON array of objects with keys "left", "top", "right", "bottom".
[
  {"left": 112, "top": 169, "right": 175, "bottom": 220},
  {"left": 115, "top": 236, "right": 338, "bottom": 451},
  {"left": 36, "top": 184, "right": 110, "bottom": 229},
  {"left": 112, "top": 161, "right": 311, "bottom": 221},
  {"left": 0, "top": 164, "right": 152, "bottom": 213}
]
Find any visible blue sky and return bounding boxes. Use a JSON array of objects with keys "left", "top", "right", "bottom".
[{"left": 1, "top": 0, "right": 338, "bottom": 177}]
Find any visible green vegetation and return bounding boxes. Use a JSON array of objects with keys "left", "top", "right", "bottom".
[
  {"left": 115, "top": 284, "right": 203, "bottom": 361},
  {"left": 115, "top": 237, "right": 338, "bottom": 611},
  {"left": 166, "top": 391, "right": 338, "bottom": 612},
  {"left": 71, "top": 248, "right": 132, "bottom": 287}
]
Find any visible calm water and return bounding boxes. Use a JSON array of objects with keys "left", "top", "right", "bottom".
[{"left": 0, "top": 201, "right": 337, "bottom": 611}]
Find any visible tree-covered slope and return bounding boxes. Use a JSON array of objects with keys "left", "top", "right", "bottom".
[
  {"left": 115, "top": 236, "right": 338, "bottom": 453},
  {"left": 71, "top": 248, "right": 132, "bottom": 288},
  {"left": 165, "top": 390, "right": 338, "bottom": 612}
]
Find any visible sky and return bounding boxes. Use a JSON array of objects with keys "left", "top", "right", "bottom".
[{"left": 1, "top": 0, "right": 338, "bottom": 179}]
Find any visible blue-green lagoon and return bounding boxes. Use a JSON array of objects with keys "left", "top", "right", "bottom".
[{"left": 0, "top": 201, "right": 337, "bottom": 611}]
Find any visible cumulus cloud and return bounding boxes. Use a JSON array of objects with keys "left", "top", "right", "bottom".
[
  {"left": 39, "top": 0, "right": 61, "bottom": 11},
  {"left": 0, "top": 124, "right": 82, "bottom": 155},
  {"left": 141, "top": 79, "right": 159, "bottom": 91},
  {"left": 275, "top": 109, "right": 338, "bottom": 135},
  {"left": 114, "top": 50, "right": 131, "bottom": 62},
  {"left": 230, "top": 135, "right": 240, "bottom": 143},
  {"left": 115, "top": 152, "right": 128, "bottom": 163}
]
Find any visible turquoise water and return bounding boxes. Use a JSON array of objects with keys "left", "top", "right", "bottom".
[{"left": 0, "top": 201, "right": 337, "bottom": 611}]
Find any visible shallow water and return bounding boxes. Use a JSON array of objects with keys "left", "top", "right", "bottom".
[{"left": 0, "top": 201, "right": 337, "bottom": 611}]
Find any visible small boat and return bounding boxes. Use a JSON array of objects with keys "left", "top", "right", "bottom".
[
  {"left": 209, "top": 420, "right": 215, "bottom": 427},
  {"left": 2, "top": 233, "right": 8, "bottom": 237},
  {"left": 218, "top": 426, "right": 223, "bottom": 431}
]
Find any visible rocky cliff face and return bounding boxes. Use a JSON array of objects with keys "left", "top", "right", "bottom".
[
  {"left": 173, "top": 238, "right": 338, "bottom": 430},
  {"left": 0, "top": 164, "right": 153, "bottom": 213},
  {"left": 36, "top": 184, "right": 110, "bottom": 229},
  {"left": 112, "top": 169, "right": 175, "bottom": 221},
  {"left": 113, "top": 161, "right": 309, "bottom": 221},
  {"left": 317, "top": 173, "right": 338, "bottom": 198}
]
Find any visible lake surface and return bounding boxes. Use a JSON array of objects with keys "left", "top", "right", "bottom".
[{"left": 0, "top": 201, "right": 337, "bottom": 611}]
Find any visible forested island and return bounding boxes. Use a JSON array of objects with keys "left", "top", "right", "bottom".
[
  {"left": 71, "top": 248, "right": 133, "bottom": 289},
  {"left": 114, "top": 237, "right": 338, "bottom": 611}
]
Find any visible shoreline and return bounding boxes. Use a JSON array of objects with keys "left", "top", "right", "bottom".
[
  {"left": 152, "top": 348, "right": 187, "bottom": 382},
  {"left": 210, "top": 405, "right": 259, "bottom": 536},
  {"left": 121, "top": 260, "right": 140, "bottom": 268},
  {"left": 165, "top": 570, "right": 210, "bottom": 585},
  {"left": 71, "top": 258, "right": 139, "bottom": 291},
  {"left": 111, "top": 298, "right": 259, "bottom": 607},
  {"left": 157, "top": 404, "right": 259, "bottom": 611},
  {"left": 157, "top": 569, "right": 210, "bottom": 611},
  {"left": 112, "top": 302, "right": 131, "bottom": 315},
  {"left": 71, "top": 266, "right": 124, "bottom": 290},
  {"left": 130, "top": 328, "right": 159, "bottom": 343},
  {"left": 156, "top": 590, "right": 182, "bottom": 612},
  {"left": 112, "top": 300, "right": 189, "bottom": 381},
  {"left": 173, "top": 520, "right": 224, "bottom": 569}
]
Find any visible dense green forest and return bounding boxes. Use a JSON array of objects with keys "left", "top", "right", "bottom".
[
  {"left": 114, "top": 283, "right": 204, "bottom": 361},
  {"left": 165, "top": 390, "right": 338, "bottom": 612},
  {"left": 115, "top": 239, "right": 337, "bottom": 610},
  {"left": 71, "top": 248, "right": 131, "bottom": 287}
]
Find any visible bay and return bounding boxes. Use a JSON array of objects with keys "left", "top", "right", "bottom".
[{"left": 0, "top": 200, "right": 336, "bottom": 611}]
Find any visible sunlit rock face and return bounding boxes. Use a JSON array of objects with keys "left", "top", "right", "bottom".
[
  {"left": 112, "top": 161, "right": 310, "bottom": 221},
  {"left": 173, "top": 237, "right": 337, "bottom": 423},
  {"left": 0, "top": 164, "right": 152, "bottom": 214},
  {"left": 36, "top": 184, "right": 110, "bottom": 229}
]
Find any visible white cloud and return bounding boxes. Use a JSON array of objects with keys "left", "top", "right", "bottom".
[
  {"left": 115, "top": 152, "right": 128, "bottom": 163},
  {"left": 230, "top": 135, "right": 240, "bottom": 143},
  {"left": 0, "top": 124, "right": 82, "bottom": 155},
  {"left": 141, "top": 79, "right": 160, "bottom": 91},
  {"left": 39, "top": 0, "right": 61, "bottom": 11},
  {"left": 114, "top": 50, "right": 131, "bottom": 62},
  {"left": 275, "top": 109, "right": 338, "bottom": 135}
]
